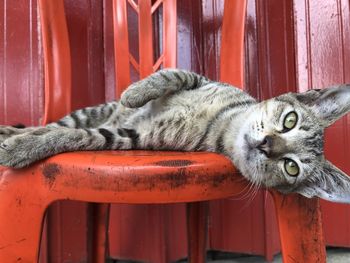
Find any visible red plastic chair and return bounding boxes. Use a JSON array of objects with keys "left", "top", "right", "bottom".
[{"left": 0, "top": 1, "right": 326, "bottom": 263}]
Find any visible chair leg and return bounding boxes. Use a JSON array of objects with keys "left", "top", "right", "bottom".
[
  {"left": 271, "top": 191, "right": 326, "bottom": 263},
  {"left": 0, "top": 195, "right": 46, "bottom": 262},
  {"left": 91, "top": 203, "right": 110, "bottom": 263},
  {"left": 186, "top": 201, "right": 209, "bottom": 263}
]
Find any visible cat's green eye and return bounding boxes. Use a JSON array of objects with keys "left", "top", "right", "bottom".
[
  {"left": 284, "top": 158, "right": 299, "bottom": 177},
  {"left": 283, "top": 111, "right": 298, "bottom": 131}
]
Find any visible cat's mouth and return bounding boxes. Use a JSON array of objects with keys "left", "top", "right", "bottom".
[
  {"left": 241, "top": 134, "right": 270, "bottom": 185},
  {"left": 243, "top": 134, "right": 263, "bottom": 161}
]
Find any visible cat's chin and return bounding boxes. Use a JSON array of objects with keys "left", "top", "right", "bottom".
[{"left": 232, "top": 151, "right": 265, "bottom": 186}]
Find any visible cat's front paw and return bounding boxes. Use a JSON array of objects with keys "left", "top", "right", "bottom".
[
  {"left": 0, "top": 134, "right": 43, "bottom": 168},
  {"left": 120, "top": 88, "right": 147, "bottom": 108},
  {"left": 0, "top": 125, "right": 33, "bottom": 144},
  {"left": 0, "top": 126, "right": 17, "bottom": 143},
  {"left": 121, "top": 83, "right": 161, "bottom": 108}
]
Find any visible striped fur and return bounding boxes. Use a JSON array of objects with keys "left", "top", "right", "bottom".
[{"left": 1, "top": 69, "right": 350, "bottom": 203}]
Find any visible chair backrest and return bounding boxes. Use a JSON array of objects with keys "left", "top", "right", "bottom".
[
  {"left": 220, "top": 1, "right": 247, "bottom": 89},
  {"left": 38, "top": 0, "right": 177, "bottom": 122},
  {"left": 38, "top": 0, "right": 71, "bottom": 125},
  {"left": 39, "top": 0, "right": 242, "bottom": 124},
  {"left": 113, "top": 0, "right": 177, "bottom": 97}
]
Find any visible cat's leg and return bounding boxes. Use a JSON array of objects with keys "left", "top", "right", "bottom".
[
  {"left": 0, "top": 101, "right": 119, "bottom": 142},
  {"left": 121, "top": 69, "right": 210, "bottom": 108},
  {"left": 48, "top": 101, "right": 119, "bottom": 129},
  {"left": 0, "top": 125, "right": 38, "bottom": 143},
  {"left": 0, "top": 126, "right": 138, "bottom": 168}
]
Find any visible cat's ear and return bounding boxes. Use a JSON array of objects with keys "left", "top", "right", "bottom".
[
  {"left": 295, "top": 160, "right": 350, "bottom": 203},
  {"left": 295, "top": 84, "right": 350, "bottom": 126}
]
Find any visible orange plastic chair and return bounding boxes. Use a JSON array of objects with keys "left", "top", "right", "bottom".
[{"left": 0, "top": 1, "right": 326, "bottom": 263}]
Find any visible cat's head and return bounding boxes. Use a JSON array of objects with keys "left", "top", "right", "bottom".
[{"left": 234, "top": 85, "right": 350, "bottom": 203}]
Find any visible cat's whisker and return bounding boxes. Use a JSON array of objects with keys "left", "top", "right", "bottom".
[
  {"left": 238, "top": 181, "right": 261, "bottom": 212},
  {"left": 232, "top": 182, "right": 255, "bottom": 201},
  {"left": 230, "top": 182, "right": 253, "bottom": 200},
  {"left": 231, "top": 176, "right": 260, "bottom": 201},
  {"left": 264, "top": 187, "right": 269, "bottom": 209},
  {"left": 235, "top": 168, "right": 263, "bottom": 210}
]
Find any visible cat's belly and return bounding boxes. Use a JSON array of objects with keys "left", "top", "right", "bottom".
[
  {"left": 119, "top": 85, "right": 254, "bottom": 151},
  {"left": 131, "top": 105, "right": 207, "bottom": 150}
]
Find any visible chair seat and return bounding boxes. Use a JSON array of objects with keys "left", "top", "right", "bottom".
[{"left": 0, "top": 151, "right": 249, "bottom": 205}]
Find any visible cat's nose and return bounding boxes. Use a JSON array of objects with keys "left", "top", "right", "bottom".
[{"left": 257, "top": 135, "right": 273, "bottom": 157}]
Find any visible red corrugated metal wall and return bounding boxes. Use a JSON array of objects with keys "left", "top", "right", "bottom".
[
  {"left": 293, "top": 0, "right": 350, "bottom": 247},
  {"left": 0, "top": 0, "right": 43, "bottom": 126},
  {"left": 1, "top": 0, "right": 350, "bottom": 262}
]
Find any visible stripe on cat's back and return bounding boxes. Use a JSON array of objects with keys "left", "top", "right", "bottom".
[
  {"left": 70, "top": 112, "right": 81, "bottom": 128},
  {"left": 104, "top": 104, "right": 114, "bottom": 118},
  {"left": 157, "top": 126, "right": 167, "bottom": 146},
  {"left": 117, "top": 128, "right": 127, "bottom": 137},
  {"left": 213, "top": 100, "right": 255, "bottom": 118},
  {"left": 215, "top": 130, "right": 226, "bottom": 154},
  {"left": 110, "top": 102, "right": 118, "bottom": 109},
  {"left": 107, "top": 105, "right": 114, "bottom": 116},
  {"left": 190, "top": 74, "right": 199, "bottom": 89},
  {"left": 12, "top": 123, "right": 26, "bottom": 129},
  {"left": 57, "top": 120, "right": 68, "bottom": 127},
  {"left": 90, "top": 108, "right": 98, "bottom": 118},
  {"left": 98, "top": 128, "right": 114, "bottom": 149},
  {"left": 118, "top": 128, "right": 140, "bottom": 148},
  {"left": 195, "top": 100, "right": 255, "bottom": 150},
  {"left": 124, "top": 128, "right": 140, "bottom": 148}
]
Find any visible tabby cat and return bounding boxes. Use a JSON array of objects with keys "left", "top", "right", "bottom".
[{"left": 1, "top": 69, "right": 350, "bottom": 203}]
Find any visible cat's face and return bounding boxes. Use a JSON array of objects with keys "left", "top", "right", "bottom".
[{"left": 234, "top": 85, "right": 350, "bottom": 203}]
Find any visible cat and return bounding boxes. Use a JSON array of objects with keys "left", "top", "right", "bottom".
[{"left": 0, "top": 69, "right": 350, "bottom": 203}]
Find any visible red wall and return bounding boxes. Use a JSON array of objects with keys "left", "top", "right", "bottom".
[
  {"left": 1, "top": 0, "right": 350, "bottom": 262},
  {"left": 294, "top": 0, "right": 350, "bottom": 247}
]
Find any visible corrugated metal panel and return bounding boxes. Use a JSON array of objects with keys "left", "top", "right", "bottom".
[
  {"left": 0, "top": 0, "right": 43, "bottom": 126},
  {"left": 294, "top": 0, "right": 350, "bottom": 247}
]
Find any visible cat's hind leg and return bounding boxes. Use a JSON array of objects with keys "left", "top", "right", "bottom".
[
  {"left": 0, "top": 101, "right": 119, "bottom": 143},
  {"left": 48, "top": 101, "right": 119, "bottom": 129}
]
